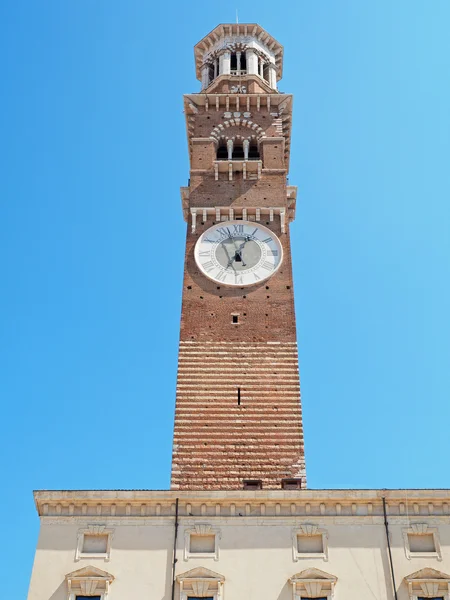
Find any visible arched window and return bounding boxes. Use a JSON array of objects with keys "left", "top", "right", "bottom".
[
  {"left": 248, "top": 142, "right": 260, "bottom": 160},
  {"left": 232, "top": 143, "right": 245, "bottom": 160},
  {"left": 230, "top": 53, "right": 237, "bottom": 72},
  {"left": 263, "top": 63, "right": 270, "bottom": 82},
  {"left": 208, "top": 63, "right": 214, "bottom": 84},
  {"left": 216, "top": 143, "right": 228, "bottom": 160}
]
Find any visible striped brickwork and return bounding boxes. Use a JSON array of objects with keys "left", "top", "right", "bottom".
[{"left": 171, "top": 340, "right": 306, "bottom": 490}]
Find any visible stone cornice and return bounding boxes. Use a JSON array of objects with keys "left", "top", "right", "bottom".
[{"left": 34, "top": 489, "right": 450, "bottom": 519}]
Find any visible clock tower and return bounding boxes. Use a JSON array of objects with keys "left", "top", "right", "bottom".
[{"left": 171, "top": 23, "right": 306, "bottom": 491}]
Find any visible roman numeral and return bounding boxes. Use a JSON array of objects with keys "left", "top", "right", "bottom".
[
  {"left": 262, "top": 237, "right": 272, "bottom": 243},
  {"left": 235, "top": 274, "right": 243, "bottom": 284},
  {"left": 216, "top": 227, "right": 228, "bottom": 237},
  {"left": 233, "top": 224, "right": 244, "bottom": 234},
  {"left": 251, "top": 228, "right": 258, "bottom": 236},
  {"left": 204, "top": 237, "right": 215, "bottom": 243},
  {"left": 199, "top": 250, "right": 210, "bottom": 256},
  {"left": 261, "top": 261, "right": 274, "bottom": 271},
  {"left": 254, "top": 273, "right": 261, "bottom": 281},
  {"left": 201, "top": 261, "right": 215, "bottom": 272},
  {"left": 267, "top": 249, "right": 278, "bottom": 256},
  {"left": 215, "top": 270, "right": 228, "bottom": 282}
]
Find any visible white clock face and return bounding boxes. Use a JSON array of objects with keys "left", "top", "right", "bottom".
[{"left": 194, "top": 220, "right": 283, "bottom": 287}]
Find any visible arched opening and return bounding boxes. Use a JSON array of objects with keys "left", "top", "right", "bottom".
[
  {"left": 230, "top": 53, "right": 237, "bottom": 72},
  {"left": 208, "top": 63, "right": 214, "bottom": 84},
  {"left": 232, "top": 143, "right": 245, "bottom": 160},
  {"left": 263, "top": 63, "right": 270, "bottom": 82},
  {"left": 216, "top": 143, "right": 228, "bottom": 160},
  {"left": 248, "top": 142, "right": 260, "bottom": 160}
]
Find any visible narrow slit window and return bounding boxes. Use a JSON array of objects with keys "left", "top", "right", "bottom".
[
  {"left": 237, "top": 387, "right": 241, "bottom": 405},
  {"left": 232, "top": 315, "right": 238, "bottom": 324}
]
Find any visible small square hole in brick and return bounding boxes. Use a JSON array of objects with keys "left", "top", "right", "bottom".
[{"left": 232, "top": 315, "right": 238, "bottom": 324}]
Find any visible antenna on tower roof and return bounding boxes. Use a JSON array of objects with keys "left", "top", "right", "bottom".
[{"left": 236, "top": 9, "right": 239, "bottom": 24}]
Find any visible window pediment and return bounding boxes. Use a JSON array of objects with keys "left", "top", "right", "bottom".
[
  {"left": 177, "top": 567, "right": 224, "bottom": 599},
  {"left": 405, "top": 567, "right": 450, "bottom": 599},
  {"left": 290, "top": 568, "right": 337, "bottom": 599},
  {"left": 65, "top": 565, "right": 114, "bottom": 599}
]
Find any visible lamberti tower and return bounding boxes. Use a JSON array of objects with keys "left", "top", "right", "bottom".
[
  {"left": 171, "top": 23, "right": 306, "bottom": 491},
  {"left": 28, "top": 23, "right": 450, "bottom": 600}
]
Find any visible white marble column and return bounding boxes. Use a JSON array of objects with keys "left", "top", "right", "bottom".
[
  {"left": 201, "top": 65, "right": 209, "bottom": 90},
  {"left": 227, "top": 139, "right": 233, "bottom": 160},
  {"left": 236, "top": 51, "right": 241, "bottom": 73},
  {"left": 269, "top": 63, "right": 277, "bottom": 90},
  {"left": 243, "top": 139, "right": 249, "bottom": 160},
  {"left": 222, "top": 51, "right": 231, "bottom": 75},
  {"left": 246, "top": 48, "right": 258, "bottom": 75}
]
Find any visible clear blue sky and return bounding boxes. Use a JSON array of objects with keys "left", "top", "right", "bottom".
[{"left": 1, "top": 1, "right": 450, "bottom": 596}]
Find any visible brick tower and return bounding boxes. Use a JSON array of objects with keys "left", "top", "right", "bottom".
[{"left": 171, "top": 23, "right": 306, "bottom": 491}]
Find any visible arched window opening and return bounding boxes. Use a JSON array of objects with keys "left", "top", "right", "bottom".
[
  {"left": 232, "top": 143, "right": 245, "bottom": 160},
  {"left": 248, "top": 142, "right": 260, "bottom": 160},
  {"left": 240, "top": 53, "right": 247, "bottom": 72},
  {"left": 263, "top": 63, "right": 270, "bottom": 82},
  {"left": 208, "top": 63, "right": 215, "bottom": 84},
  {"left": 230, "top": 53, "right": 238, "bottom": 71},
  {"left": 216, "top": 143, "right": 228, "bottom": 160}
]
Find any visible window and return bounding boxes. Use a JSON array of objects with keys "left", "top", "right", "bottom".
[
  {"left": 293, "top": 525, "right": 328, "bottom": 561},
  {"left": 243, "top": 479, "right": 262, "bottom": 490},
  {"left": 290, "top": 568, "right": 337, "bottom": 599},
  {"left": 184, "top": 524, "right": 221, "bottom": 561},
  {"left": 282, "top": 478, "right": 302, "bottom": 490},
  {"left": 403, "top": 524, "right": 442, "bottom": 560},
  {"left": 405, "top": 566, "right": 450, "bottom": 598},
  {"left": 232, "top": 143, "right": 244, "bottom": 160},
  {"left": 190, "top": 534, "right": 215, "bottom": 554},
  {"left": 66, "top": 565, "right": 114, "bottom": 600},
  {"left": 297, "top": 534, "right": 324, "bottom": 554},
  {"left": 75, "top": 525, "right": 114, "bottom": 561},
  {"left": 177, "top": 566, "right": 224, "bottom": 600},
  {"left": 248, "top": 142, "right": 260, "bottom": 160},
  {"left": 82, "top": 535, "right": 108, "bottom": 554},
  {"left": 409, "top": 533, "right": 436, "bottom": 553},
  {"left": 216, "top": 143, "right": 228, "bottom": 160}
]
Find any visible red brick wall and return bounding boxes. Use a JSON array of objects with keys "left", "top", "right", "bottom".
[{"left": 170, "top": 92, "right": 306, "bottom": 490}]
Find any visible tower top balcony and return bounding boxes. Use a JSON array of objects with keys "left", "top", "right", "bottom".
[{"left": 194, "top": 23, "right": 283, "bottom": 93}]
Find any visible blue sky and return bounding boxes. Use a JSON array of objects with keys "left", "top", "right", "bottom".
[{"left": 1, "top": 1, "right": 450, "bottom": 596}]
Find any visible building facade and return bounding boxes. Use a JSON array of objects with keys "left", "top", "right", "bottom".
[{"left": 28, "top": 24, "right": 450, "bottom": 600}]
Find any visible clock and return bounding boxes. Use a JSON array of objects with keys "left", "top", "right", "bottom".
[{"left": 194, "top": 220, "right": 283, "bottom": 287}]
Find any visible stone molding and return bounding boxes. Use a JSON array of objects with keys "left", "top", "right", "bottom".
[
  {"left": 75, "top": 524, "right": 114, "bottom": 562},
  {"left": 65, "top": 565, "right": 114, "bottom": 600},
  {"left": 290, "top": 567, "right": 337, "bottom": 599},
  {"left": 184, "top": 523, "right": 221, "bottom": 561},
  {"left": 177, "top": 566, "right": 224, "bottom": 600},
  {"left": 34, "top": 489, "right": 450, "bottom": 520},
  {"left": 403, "top": 523, "right": 442, "bottom": 561},
  {"left": 292, "top": 523, "right": 328, "bottom": 562},
  {"left": 405, "top": 567, "right": 450, "bottom": 599}
]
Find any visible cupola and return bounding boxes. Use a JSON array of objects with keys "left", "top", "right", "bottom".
[{"left": 194, "top": 23, "right": 283, "bottom": 93}]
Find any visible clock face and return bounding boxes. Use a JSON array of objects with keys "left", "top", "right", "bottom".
[{"left": 194, "top": 220, "right": 283, "bottom": 287}]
